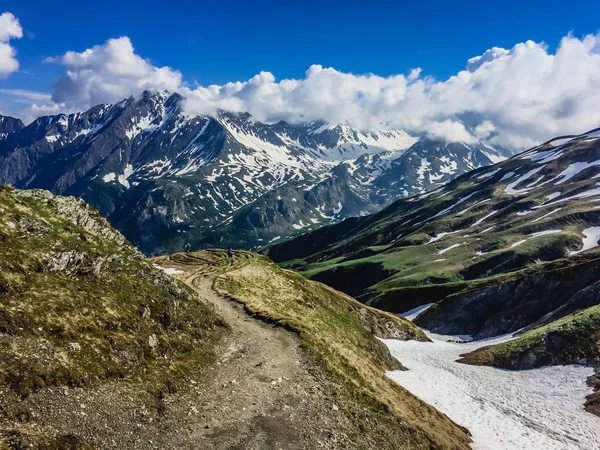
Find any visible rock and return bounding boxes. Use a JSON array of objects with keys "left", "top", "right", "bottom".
[
  {"left": 21, "top": 189, "right": 127, "bottom": 245},
  {"left": 18, "top": 216, "right": 51, "bottom": 234},
  {"left": 148, "top": 334, "right": 158, "bottom": 350},
  {"left": 68, "top": 342, "right": 82, "bottom": 352},
  {"left": 332, "top": 404, "right": 339, "bottom": 412}
]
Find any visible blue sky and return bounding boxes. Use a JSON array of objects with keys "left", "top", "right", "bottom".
[
  {"left": 2, "top": 0, "right": 599, "bottom": 91},
  {"left": 1, "top": 0, "right": 600, "bottom": 147}
]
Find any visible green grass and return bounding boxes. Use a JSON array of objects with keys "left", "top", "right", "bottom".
[
  {"left": 459, "top": 303, "right": 600, "bottom": 369},
  {"left": 0, "top": 186, "right": 227, "bottom": 398}
]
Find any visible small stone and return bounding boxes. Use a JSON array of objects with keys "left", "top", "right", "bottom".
[
  {"left": 68, "top": 342, "right": 81, "bottom": 352},
  {"left": 148, "top": 334, "right": 158, "bottom": 349},
  {"left": 332, "top": 404, "right": 339, "bottom": 411}
]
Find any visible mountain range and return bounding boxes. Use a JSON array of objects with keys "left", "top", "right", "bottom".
[
  {"left": 265, "top": 127, "right": 600, "bottom": 339},
  {"left": 0, "top": 90, "right": 512, "bottom": 255}
]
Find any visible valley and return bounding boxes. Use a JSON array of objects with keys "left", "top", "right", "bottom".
[
  {"left": 266, "top": 128, "right": 600, "bottom": 338},
  {"left": 2, "top": 4, "right": 600, "bottom": 449},
  {"left": 2, "top": 119, "right": 600, "bottom": 447},
  {"left": 263, "top": 126, "right": 600, "bottom": 448}
]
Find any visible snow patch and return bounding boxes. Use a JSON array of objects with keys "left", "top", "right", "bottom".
[
  {"left": 505, "top": 166, "right": 545, "bottom": 195},
  {"left": 475, "top": 168, "right": 501, "bottom": 181},
  {"left": 554, "top": 160, "right": 600, "bottom": 185},
  {"left": 384, "top": 332, "right": 597, "bottom": 450},
  {"left": 102, "top": 173, "right": 116, "bottom": 183},
  {"left": 471, "top": 210, "right": 498, "bottom": 227},
  {"left": 153, "top": 264, "right": 184, "bottom": 275},
  {"left": 438, "top": 242, "right": 464, "bottom": 255},
  {"left": 117, "top": 164, "right": 134, "bottom": 189},
  {"left": 432, "top": 192, "right": 477, "bottom": 219},
  {"left": 569, "top": 226, "right": 600, "bottom": 255},
  {"left": 530, "top": 208, "right": 562, "bottom": 224},
  {"left": 510, "top": 229, "right": 562, "bottom": 248},
  {"left": 427, "top": 230, "right": 462, "bottom": 244},
  {"left": 398, "top": 303, "right": 434, "bottom": 321}
]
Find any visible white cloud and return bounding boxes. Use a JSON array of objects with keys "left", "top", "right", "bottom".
[
  {"left": 408, "top": 68, "right": 422, "bottom": 81},
  {"left": 0, "top": 89, "right": 57, "bottom": 123},
  {"left": 466, "top": 47, "right": 510, "bottom": 72},
  {"left": 474, "top": 120, "right": 496, "bottom": 140},
  {"left": 0, "top": 89, "right": 52, "bottom": 103},
  {"left": 45, "top": 36, "right": 182, "bottom": 109},
  {"left": 183, "top": 33, "right": 600, "bottom": 147},
  {"left": 0, "top": 12, "right": 23, "bottom": 78},
  {"left": 11, "top": 31, "right": 600, "bottom": 147}
]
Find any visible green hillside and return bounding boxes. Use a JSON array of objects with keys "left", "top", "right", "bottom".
[{"left": 265, "top": 130, "right": 600, "bottom": 338}]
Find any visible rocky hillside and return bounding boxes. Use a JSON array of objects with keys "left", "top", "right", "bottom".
[
  {"left": 0, "top": 186, "right": 227, "bottom": 447},
  {"left": 0, "top": 91, "right": 511, "bottom": 254},
  {"left": 0, "top": 116, "right": 24, "bottom": 139},
  {"left": 266, "top": 127, "right": 600, "bottom": 340}
]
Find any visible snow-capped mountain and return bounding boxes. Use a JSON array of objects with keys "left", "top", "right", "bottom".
[{"left": 0, "top": 90, "right": 512, "bottom": 254}]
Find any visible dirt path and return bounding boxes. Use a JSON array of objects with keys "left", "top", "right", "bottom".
[
  {"left": 1, "top": 259, "right": 414, "bottom": 449},
  {"left": 145, "top": 258, "right": 381, "bottom": 450},
  {"left": 177, "top": 272, "right": 346, "bottom": 449}
]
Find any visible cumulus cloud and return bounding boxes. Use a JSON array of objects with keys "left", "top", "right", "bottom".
[
  {"left": 182, "top": 32, "right": 600, "bottom": 148},
  {"left": 15, "top": 31, "right": 600, "bottom": 147},
  {"left": 0, "top": 12, "right": 23, "bottom": 77},
  {"left": 45, "top": 36, "right": 182, "bottom": 109},
  {"left": 466, "top": 47, "right": 510, "bottom": 72},
  {"left": 407, "top": 68, "right": 422, "bottom": 81}
]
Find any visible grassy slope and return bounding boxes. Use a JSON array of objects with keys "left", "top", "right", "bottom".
[
  {"left": 0, "top": 185, "right": 227, "bottom": 399},
  {"left": 459, "top": 304, "right": 600, "bottom": 369},
  {"left": 188, "top": 250, "right": 472, "bottom": 450},
  {"left": 264, "top": 137, "right": 600, "bottom": 316}
]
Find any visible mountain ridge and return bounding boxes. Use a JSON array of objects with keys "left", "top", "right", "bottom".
[
  {"left": 265, "top": 125, "right": 600, "bottom": 339},
  {"left": 0, "top": 90, "right": 513, "bottom": 254}
]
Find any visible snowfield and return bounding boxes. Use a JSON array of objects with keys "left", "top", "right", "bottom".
[
  {"left": 153, "top": 264, "right": 184, "bottom": 275},
  {"left": 383, "top": 331, "right": 599, "bottom": 450}
]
